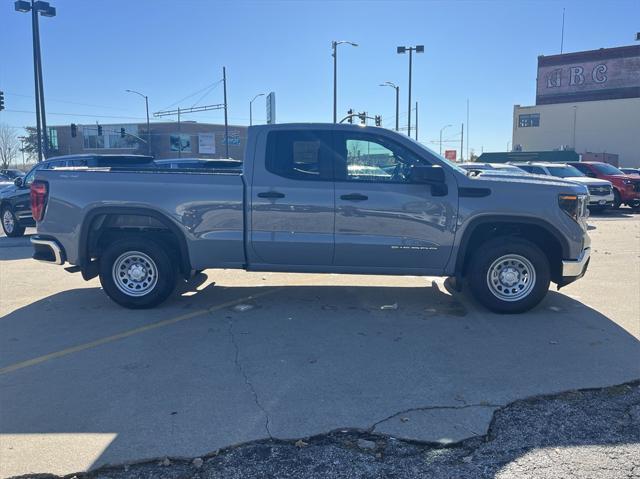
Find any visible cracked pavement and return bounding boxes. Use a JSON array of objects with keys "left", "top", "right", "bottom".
[{"left": 1, "top": 214, "right": 639, "bottom": 478}]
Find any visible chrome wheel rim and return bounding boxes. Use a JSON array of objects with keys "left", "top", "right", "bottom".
[
  {"left": 112, "top": 251, "right": 158, "bottom": 297},
  {"left": 3, "top": 210, "right": 14, "bottom": 234},
  {"left": 486, "top": 254, "right": 536, "bottom": 302}
]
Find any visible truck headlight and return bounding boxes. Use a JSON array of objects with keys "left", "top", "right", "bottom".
[{"left": 559, "top": 194, "right": 587, "bottom": 221}]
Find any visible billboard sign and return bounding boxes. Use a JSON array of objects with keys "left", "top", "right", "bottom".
[
  {"left": 536, "top": 45, "right": 640, "bottom": 105},
  {"left": 444, "top": 150, "right": 457, "bottom": 161},
  {"left": 266, "top": 92, "right": 276, "bottom": 124},
  {"left": 170, "top": 134, "right": 191, "bottom": 152},
  {"left": 198, "top": 133, "right": 215, "bottom": 154},
  {"left": 222, "top": 131, "right": 241, "bottom": 146}
]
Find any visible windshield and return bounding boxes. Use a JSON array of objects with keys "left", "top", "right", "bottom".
[
  {"left": 593, "top": 163, "right": 624, "bottom": 176},
  {"left": 546, "top": 165, "right": 585, "bottom": 178}
]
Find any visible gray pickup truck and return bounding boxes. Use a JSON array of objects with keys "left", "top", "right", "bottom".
[{"left": 30, "top": 124, "right": 591, "bottom": 313}]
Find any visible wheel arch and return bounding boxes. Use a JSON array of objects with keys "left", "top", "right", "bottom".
[
  {"left": 78, "top": 206, "right": 192, "bottom": 280},
  {"left": 455, "top": 215, "right": 570, "bottom": 284}
]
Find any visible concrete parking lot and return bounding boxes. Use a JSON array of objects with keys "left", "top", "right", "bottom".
[{"left": 1, "top": 212, "right": 639, "bottom": 478}]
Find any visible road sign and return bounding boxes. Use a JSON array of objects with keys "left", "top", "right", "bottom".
[{"left": 444, "top": 150, "right": 457, "bottom": 161}]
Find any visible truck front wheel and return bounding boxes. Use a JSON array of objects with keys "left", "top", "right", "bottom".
[
  {"left": 99, "top": 238, "right": 176, "bottom": 309},
  {"left": 467, "top": 238, "right": 550, "bottom": 314}
]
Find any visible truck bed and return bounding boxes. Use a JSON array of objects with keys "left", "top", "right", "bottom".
[{"left": 35, "top": 168, "right": 247, "bottom": 269}]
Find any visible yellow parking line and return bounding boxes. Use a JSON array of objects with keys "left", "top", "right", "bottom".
[{"left": 0, "top": 288, "right": 279, "bottom": 376}]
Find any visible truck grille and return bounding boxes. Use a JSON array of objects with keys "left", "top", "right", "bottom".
[
  {"left": 632, "top": 180, "right": 640, "bottom": 193},
  {"left": 587, "top": 185, "right": 612, "bottom": 196}
]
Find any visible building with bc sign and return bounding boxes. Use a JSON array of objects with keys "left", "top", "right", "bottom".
[{"left": 512, "top": 45, "right": 640, "bottom": 167}]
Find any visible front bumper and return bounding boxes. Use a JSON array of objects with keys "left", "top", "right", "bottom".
[
  {"left": 31, "top": 235, "right": 66, "bottom": 265},
  {"left": 558, "top": 247, "right": 590, "bottom": 287},
  {"left": 587, "top": 192, "right": 614, "bottom": 207}
]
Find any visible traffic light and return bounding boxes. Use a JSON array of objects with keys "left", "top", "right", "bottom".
[
  {"left": 375, "top": 115, "right": 382, "bottom": 127},
  {"left": 70, "top": 123, "right": 77, "bottom": 137},
  {"left": 358, "top": 112, "right": 366, "bottom": 125},
  {"left": 97, "top": 124, "right": 103, "bottom": 136},
  {"left": 0, "top": 91, "right": 4, "bottom": 111},
  {"left": 347, "top": 109, "right": 353, "bottom": 124},
  {"left": 120, "top": 127, "right": 126, "bottom": 138}
]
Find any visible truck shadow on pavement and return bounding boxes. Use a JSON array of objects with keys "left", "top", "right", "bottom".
[
  {"left": 0, "top": 280, "right": 639, "bottom": 477},
  {"left": 0, "top": 234, "right": 33, "bottom": 261}
]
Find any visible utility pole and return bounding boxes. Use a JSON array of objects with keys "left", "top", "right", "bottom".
[
  {"left": 560, "top": 8, "right": 565, "bottom": 54},
  {"left": 439, "top": 124, "right": 452, "bottom": 155},
  {"left": 379, "top": 82, "right": 399, "bottom": 131},
  {"left": 415, "top": 101, "right": 418, "bottom": 141},
  {"left": 466, "top": 99, "right": 470, "bottom": 160},
  {"left": 397, "top": 45, "right": 424, "bottom": 137},
  {"left": 223, "top": 66, "right": 229, "bottom": 158},
  {"left": 177, "top": 107, "right": 181, "bottom": 158},
  {"left": 15, "top": 0, "right": 57, "bottom": 161},
  {"left": 332, "top": 40, "right": 358, "bottom": 123},
  {"left": 125, "top": 89, "right": 151, "bottom": 155},
  {"left": 460, "top": 123, "right": 464, "bottom": 161}
]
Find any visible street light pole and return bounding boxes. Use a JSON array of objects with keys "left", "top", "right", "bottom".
[
  {"left": 379, "top": 82, "right": 399, "bottom": 131},
  {"left": 125, "top": 89, "right": 151, "bottom": 155},
  {"left": 439, "top": 124, "right": 452, "bottom": 155},
  {"left": 249, "top": 93, "right": 265, "bottom": 126},
  {"left": 332, "top": 40, "right": 358, "bottom": 123},
  {"left": 15, "top": 0, "right": 56, "bottom": 161},
  {"left": 397, "top": 45, "right": 424, "bottom": 136}
]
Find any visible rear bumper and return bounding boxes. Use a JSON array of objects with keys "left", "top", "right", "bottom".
[
  {"left": 31, "top": 235, "right": 66, "bottom": 265},
  {"left": 558, "top": 247, "right": 590, "bottom": 287}
]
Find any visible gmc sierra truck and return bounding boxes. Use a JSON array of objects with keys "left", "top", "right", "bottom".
[{"left": 30, "top": 124, "right": 591, "bottom": 313}]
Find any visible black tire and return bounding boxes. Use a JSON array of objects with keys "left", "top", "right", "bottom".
[
  {"left": 466, "top": 237, "right": 550, "bottom": 314},
  {"left": 1, "top": 206, "right": 26, "bottom": 238},
  {"left": 612, "top": 189, "right": 621, "bottom": 209},
  {"left": 99, "top": 237, "right": 177, "bottom": 309}
]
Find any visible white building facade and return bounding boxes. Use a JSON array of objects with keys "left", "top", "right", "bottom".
[{"left": 513, "top": 45, "right": 640, "bottom": 167}]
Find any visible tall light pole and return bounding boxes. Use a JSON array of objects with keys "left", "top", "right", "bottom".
[
  {"left": 439, "top": 124, "right": 452, "bottom": 155},
  {"left": 249, "top": 93, "right": 265, "bottom": 126},
  {"left": 379, "top": 82, "right": 399, "bottom": 131},
  {"left": 15, "top": 0, "right": 56, "bottom": 162},
  {"left": 397, "top": 45, "right": 424, "bottom": 136},
  {"left": 125, "top": 89, "right": 151, "bottom": 155},
  {"left": 332, "top": 40, "right": 358, "bottom": 123}
]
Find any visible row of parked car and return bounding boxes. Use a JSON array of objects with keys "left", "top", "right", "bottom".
[
  {"left": 2, "top": 153, "right": 639, "bottom": 238},
  {"left": 459, "top": 161, "right": 640, "bottom": 211},
  {"left": 0, "top": 155, "right": 241, "bottom": 237}
]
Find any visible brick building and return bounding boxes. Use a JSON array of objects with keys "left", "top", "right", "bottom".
[{"left": 47, "top": 121, "right": 248, "bottom": 160}]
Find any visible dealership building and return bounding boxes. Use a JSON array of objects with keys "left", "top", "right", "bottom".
[
  {"left": 512, "top": 44, "right": 640, "bottom": 167},
  {"left": 47, "top": 121, "right": 248, "bottom": 160}
]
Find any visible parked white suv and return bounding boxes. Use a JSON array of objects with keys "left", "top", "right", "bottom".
[{"left": 510, "top": 162, "right": 614, "bottom": 210}]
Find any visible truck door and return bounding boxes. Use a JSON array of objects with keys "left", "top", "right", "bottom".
[
  {"left": 249, "top": 129, "right": 335, "bottom": 266},
  {"left": 332, "top": 131, "right": 457, "bottom": 273}
]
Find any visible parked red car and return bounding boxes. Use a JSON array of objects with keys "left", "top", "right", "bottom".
[{"left": 568, "top": 162, "right": 640, "bottom": 209}]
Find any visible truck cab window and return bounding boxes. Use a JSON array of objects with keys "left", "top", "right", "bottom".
[
  {"left": 266, "top": 130, "right": 332, "bottom": 180},
  {"left": 337, "top": 134, "right": 429, "bottom": 183}
]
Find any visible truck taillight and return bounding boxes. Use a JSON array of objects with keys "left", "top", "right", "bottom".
[{"left": 30, "top": 181, "right": 48, "bottom": 222}]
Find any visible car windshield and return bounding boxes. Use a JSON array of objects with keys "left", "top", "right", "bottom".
[
  {"left": 546, "top": 165, "right": 585, "bottom": 178},
  {"left": 593, "top": 163, "right": 624, "bottom": 176}
]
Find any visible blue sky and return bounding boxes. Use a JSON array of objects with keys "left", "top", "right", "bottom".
[{"left": 1, "top": 0, "right": 638, "bottom": 155}]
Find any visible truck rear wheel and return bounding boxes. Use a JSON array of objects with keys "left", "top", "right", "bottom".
[
  {"left": 99, "top": 238, "right": 176, "bottom": 309},
  {"left": 467, "top": 237, "right": 550, "bottom": 314}
]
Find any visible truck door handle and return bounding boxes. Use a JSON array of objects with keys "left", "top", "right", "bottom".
[
  {"left": 257, "top": 191, "right": 285, "bottom": 199},
  {"left": 340, "top": 193, "right": 368, "bottom": 201}
]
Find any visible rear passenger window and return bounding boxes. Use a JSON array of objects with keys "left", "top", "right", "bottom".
[{"left": 266, "top": 131, "right": 332, "bottom": 181}]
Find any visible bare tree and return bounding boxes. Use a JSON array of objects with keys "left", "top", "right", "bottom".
[{"left": 0, "top": 123, "right": 20, "bottom": 170}]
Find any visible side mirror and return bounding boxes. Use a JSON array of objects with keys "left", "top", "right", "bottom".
[
  {"left": 409, "top": 165, "right": 445, "bottom": 184},
  {"left": 14, "top": 177, "right": 24, "bottom": 188}
]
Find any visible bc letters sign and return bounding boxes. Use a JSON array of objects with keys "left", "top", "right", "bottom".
[{"left": 536, "top": 45, "right": 640, "bottom": 105}]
